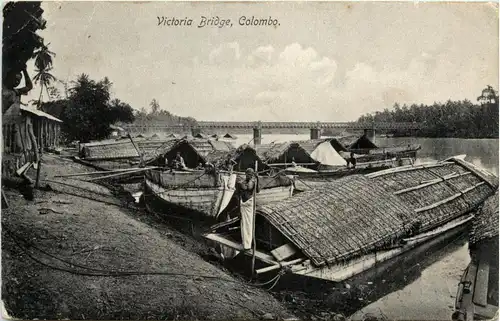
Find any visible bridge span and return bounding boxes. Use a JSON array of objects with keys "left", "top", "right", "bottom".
[{"left": 123, "top": 121, "right": 421, "bottom": 144}]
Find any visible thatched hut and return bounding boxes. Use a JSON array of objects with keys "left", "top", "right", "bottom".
[
  {"left": 2, "top": 105, "right": 62, "bottom": 178},
  {"left": 146, "top": 138, "right": 235, "bottom": 168}
]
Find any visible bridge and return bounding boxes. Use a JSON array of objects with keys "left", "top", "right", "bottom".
[{"left": 123, "top": 121, "right": 421, "bottom": 144}]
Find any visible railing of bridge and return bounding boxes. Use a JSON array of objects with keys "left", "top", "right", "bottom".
[{"left": 123, "top": 121, "right": 421, "bottom": 130}]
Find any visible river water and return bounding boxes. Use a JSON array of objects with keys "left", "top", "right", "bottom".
[{"left": 229, "top": 134, "right": 498, "bottom": 320}]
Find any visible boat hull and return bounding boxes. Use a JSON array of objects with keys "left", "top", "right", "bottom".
[
  {"left": 144, "top": 175, "right": 294, "bottom": 219},
  {"left": 289, "top": 214, "right": 473, "bottom": 283},
  {"left": 144, "top": 177, "right": 230, "bottom": 218}
]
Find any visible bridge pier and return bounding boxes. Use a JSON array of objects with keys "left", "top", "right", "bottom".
[
  {"left": 364, "top": 128, "right": 376, "bottom": 144},
  {"left": 253, "top": 128, "right": 262, "bottom": 146},
  {"left": 310, "top": 128, "right": 321, "bottom": 140}
]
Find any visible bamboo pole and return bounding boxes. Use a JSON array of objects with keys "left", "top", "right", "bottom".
[
  {"left": 87, "top": 167, "right": 156, "bottom": 181},
  {"left": 53, "top": 167, "right": 158, "bottom": 178},
  {"left": 256, "top": 258, "right": 304, "bottom": 275},
  {"left": 127, "top": 133, "right": 144, "bottom": 166},
  {"left": 251, "top": 160, "right": 258, "bottom": 279}
]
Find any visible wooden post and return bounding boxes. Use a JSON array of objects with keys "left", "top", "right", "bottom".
[
  {"left": 251, "top": 160, "right": 258, "bottom": 279},
  {"left": 35, "top": 119, "right": 44, "bottom": 189}
]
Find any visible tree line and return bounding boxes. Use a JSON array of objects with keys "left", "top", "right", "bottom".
[
  {"left": 129, "top": 99, "right": 198, "bottom": 128},
  {"left": 356, "top": 86, "right": 499, "bottom": 138}
]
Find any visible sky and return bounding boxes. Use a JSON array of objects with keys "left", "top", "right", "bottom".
[{"left": 24, "top": 1, "right": 499, "bottom": 122}]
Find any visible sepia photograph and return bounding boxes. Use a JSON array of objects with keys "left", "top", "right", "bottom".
[{"left": 1, "top": 1, "right": 499, "bottom": 321}]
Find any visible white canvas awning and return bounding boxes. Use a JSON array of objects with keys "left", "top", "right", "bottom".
[{"left": 310, "top": 141, "right": 347, "bottom": 166}]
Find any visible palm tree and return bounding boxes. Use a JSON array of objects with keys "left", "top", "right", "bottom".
[
  {"left": 33, "top": 67, "right": 56, "bottom": 107},
  {"left": 32, "top": 43, "right": 56, "bottom": 108},
  {"left": 477, "top": 85, "right": 499, "bottom": 105}
]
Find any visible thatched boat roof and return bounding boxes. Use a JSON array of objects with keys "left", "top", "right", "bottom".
[
  {"left": 146, "top": 138, "right": 235, "bottom": 165},
  {"left": 337, "top": 134, "right": 378, "bottom": 150},
  {"left": 223, "top": 133, "right": 237, "bottom": 139},
  {"left": 469, "top": 189, "right": 499, "bottom": 245},
  {"left": 253, "top": 139, "right": 329, "bottom": 163},
  {"left": 194, "top": 133, "right": 208, "bottom": 139},
  {"left": 257, "top": 158, "right": 498, "bottom": 266},
  {"left": 81, "top": 141, "right": 140, "bottom": 160},
  {"left": 80, "top": 139, "right": 180, "bottom": 161}
]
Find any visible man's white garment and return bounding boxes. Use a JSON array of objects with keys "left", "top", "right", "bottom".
[{"left": 240, "top": 197, "right": 255, "bottom": 250}]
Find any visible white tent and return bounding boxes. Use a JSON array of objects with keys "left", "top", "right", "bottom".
[{"left": 310, "top": 140, "right": 347, "bottom": 166}]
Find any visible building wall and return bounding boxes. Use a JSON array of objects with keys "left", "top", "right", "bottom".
[{"left": 2, "top": 114, "right": 61, "bottom": 178}]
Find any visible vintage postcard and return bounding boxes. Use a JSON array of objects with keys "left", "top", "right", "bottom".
[{"left": 2, "top": 1, "right": 499, "bottom": 321}]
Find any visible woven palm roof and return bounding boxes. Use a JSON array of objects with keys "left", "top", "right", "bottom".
[
  {"left": 82, "top": 141, "right": 140, "bottom": 160},
  {"left": 146, "top": 138, "right": 235, "bottom": 163},
  {"left": 470, "top": 189, "right": 499, "bottom": 245},
  {"left": 223, "top": 133, "right": 237, "bottom": 139},
  {"left": 254, "top": 139, "right": 330, "bottom": 163},
  {"left": 257, "top": 158, "right": 497, "bottom": 267},
  {"left": 258, "top": 175, "right": 415, "bottom": 266}
]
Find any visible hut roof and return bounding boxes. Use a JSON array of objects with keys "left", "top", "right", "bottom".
[
  {"left": 254, "top": 139, "right": 334, "bottom": 163},
  {"left": 146, "top": 138, "right": 235, "bottom": 164},
  {"left": 194, "top": 133, "right": 208, "bottom": 139},
  {"left": 20, "top": 105, "right": 62, "bottom": 122},
  {"left": 341, "top": 134, "right": 378, "bottom": 149},
  {"left": 257, "top": 158, "right": 497, "bottom": 266},
  {"left": 81, "top": 141, "right": 139, "bottom": 160},
  {"left": 470, "top": 189, "right": 499, "bottom": 245},
  {"left": 223, "top": 133, "right": 237, "bottom": 139}
]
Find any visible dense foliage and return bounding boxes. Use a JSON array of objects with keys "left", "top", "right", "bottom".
[
  {"left": 129, "top": 99, "right": 198, "bottom": 128},
  {"left": 2, "top": 2, "right": 46, "bottom": 79},
  {"left": 41, "top": 74, "right": 135, "bottom": 143},
  {"left": 357, "top": 86, "right": 499, "bottom": 138}
]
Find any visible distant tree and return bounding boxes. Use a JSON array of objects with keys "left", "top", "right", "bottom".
[
  {"left": 47, "top": 85, "right": 62, "bottom": 100},
  {"left": 60, "top": 74, "right": 135, "bottom": 143},
  {"left": 477, "top": 85, "right": 499, "bottom": 105},
  {"left": 150, "top": 99, "right": 160, "bottom": 115},
  {"left": 109, "top": 99, "right": 135, "bottom": 124}
]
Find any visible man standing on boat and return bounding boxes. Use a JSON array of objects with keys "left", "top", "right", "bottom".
[
  {"left": 237, "top": 168, "right": 257, "bottom": 251},
  {"left": 173, "top": 152, "right": 187, "bottom": 170}
]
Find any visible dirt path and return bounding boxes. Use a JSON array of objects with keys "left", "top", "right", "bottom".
[{"left": 2, "top": 154, "right": 295, "bottom": 320}]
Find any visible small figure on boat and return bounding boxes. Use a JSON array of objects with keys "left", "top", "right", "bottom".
[
  {"left": 291, "top": 157, "right": 297, "bottom": 167},
  {"left": 223, "top": 153, "right": 237, "bottom": 171},
  {"left": 347, "top": 152, "right": 357, "bottom": 169},
  {"left": 196, "top": 162, "right": 204, "bottom": 170},
  {"left": 172, "top": 152, "right": 187, "bottom": 170},
  {"left": 237, "top": 168, "right": 257, "bottom": 251}
]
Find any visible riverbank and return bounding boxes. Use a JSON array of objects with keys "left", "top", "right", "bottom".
[{"left": 1, "top": 154, "right": 295, "bottom": 320}]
